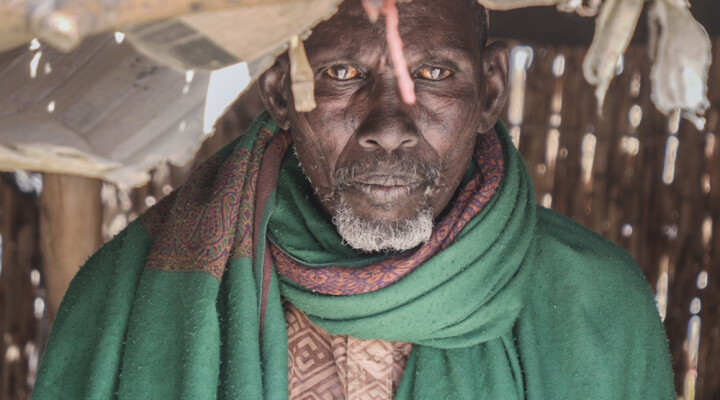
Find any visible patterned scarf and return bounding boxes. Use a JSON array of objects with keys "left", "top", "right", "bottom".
[{"left": 268, "top": 125, "right": 503, "bottom": 296}]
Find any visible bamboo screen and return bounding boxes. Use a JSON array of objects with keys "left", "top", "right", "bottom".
[
  {"left": 504, "top": 41, "right": 720, "bottom": 399},
  {"left": 1, "top": 39, "right": 719, "bottom": 399}
]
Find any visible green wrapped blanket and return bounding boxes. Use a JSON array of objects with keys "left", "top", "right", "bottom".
[{"left": 33, "top": 113, "right": 674, "bottom": 399}]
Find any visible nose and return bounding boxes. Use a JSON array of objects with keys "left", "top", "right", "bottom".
[{"left": 356, "top": 103, "right": 419, "bottom": 154}]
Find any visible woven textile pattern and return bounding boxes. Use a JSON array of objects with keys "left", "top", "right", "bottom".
[
  {"left": 285, "top": 302, "right": 411, "bottom": 400},
  {"left": 141, "top": 128, "right": 277, "bottom": 279}
]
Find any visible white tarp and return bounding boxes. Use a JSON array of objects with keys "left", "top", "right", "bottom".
[
  {"left": 0, "top": 0, "right": 341, "bottom": 187},
  {"left": 0, "top": 34, "right": 214, "bottom": 186}
]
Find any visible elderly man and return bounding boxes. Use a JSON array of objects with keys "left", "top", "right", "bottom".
[{"left": 33, "top": 0, "right": 674, "bottom": 398}]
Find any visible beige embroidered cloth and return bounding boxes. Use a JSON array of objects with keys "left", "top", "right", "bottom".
[{"left": 284, "top": 302, "right": 412, "bottom": 400}]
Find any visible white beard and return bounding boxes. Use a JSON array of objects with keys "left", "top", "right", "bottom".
[{"left": 332, "top": 195, "right": 433, "bottom": 253}]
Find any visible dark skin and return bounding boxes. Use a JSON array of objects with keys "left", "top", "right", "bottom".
[{"left": 259, "top": 0, "right": 508, "bottom": 224}]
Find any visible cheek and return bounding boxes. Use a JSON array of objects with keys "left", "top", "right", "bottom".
[
  {"left": 415, "top": 93, "right": 480, "bottom": 189},
  {"left": 417, "top": 95, "right": 481, "bottom": 157},
  {"left": 289, "top": 108, "right": 354, "bottom": 191},
  {"left": 313, "top": 87, "right": 367, "bottom": 137}
]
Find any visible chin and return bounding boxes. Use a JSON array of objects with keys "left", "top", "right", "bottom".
[
  {"left": 332, "top": 193, "right": 434, "bottom": 253},
  {"left": 341, "top": 189, "right": 430, "bottom": 223}
]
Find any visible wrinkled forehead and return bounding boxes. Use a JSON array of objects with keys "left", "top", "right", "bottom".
[{"left": 304, "top": 0, "right": 484, "bottom": 60}]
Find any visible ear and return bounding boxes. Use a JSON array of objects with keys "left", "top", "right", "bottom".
[
  {"left": 258, "top": 57, "right": 291, "bottom": 130},
  {"left": 477, "top": 41, "right": 509, "bottom": 133}
]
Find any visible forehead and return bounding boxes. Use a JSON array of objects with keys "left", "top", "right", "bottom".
[{"left": 305, "top": 0, "right": 483, "bottom": 60}]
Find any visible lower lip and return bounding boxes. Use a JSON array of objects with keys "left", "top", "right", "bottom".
[{"left": 354, "top": 183, "right": 420, "bottom": 203}]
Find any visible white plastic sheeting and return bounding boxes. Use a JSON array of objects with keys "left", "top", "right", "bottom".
[{"left": 0, "top": 34, "right": 251, "bottom": 187}]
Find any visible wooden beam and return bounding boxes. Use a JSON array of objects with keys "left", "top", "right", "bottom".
[{"left": 0, "top": 0, "right": 296, "bottom": 53}]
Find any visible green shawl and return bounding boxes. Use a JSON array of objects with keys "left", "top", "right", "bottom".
[{"left": 33, "top": 112, "right": 674, "bottom": 399}]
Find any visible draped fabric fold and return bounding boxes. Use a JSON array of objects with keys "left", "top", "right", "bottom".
[
  {"left": 256, "top": 115, "right": 535, "bottom": 398},
  {"left": 265, "top": 119, "right": 536, "bottom": 349}
]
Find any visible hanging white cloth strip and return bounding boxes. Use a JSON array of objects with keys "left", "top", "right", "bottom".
[
  {"left": 289, "top": 35, "right": 317, "bottom": 112},
  {"left": 478, "top": 0, "right": 713, "bottom": 125},
  {"left": 582, "top": 0, "right": 644, "bottom": 113},
  {"left": 648, "top": 0, "right": 711, "bottom": 129}
]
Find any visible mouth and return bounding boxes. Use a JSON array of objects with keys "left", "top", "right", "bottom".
[
  {"left": 352, "top": 177, "right": 423, "bottom": 204},
  {"left": 333, "top": 155, "right": 439, "bottom": 209}
]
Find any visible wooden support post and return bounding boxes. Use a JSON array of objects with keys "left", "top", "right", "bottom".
[
  {"left": 39, "top": 174, "right": 102, "bottom": 323},
  {"left": 0, "top": 177, "right": 40, "bottom": 400}
]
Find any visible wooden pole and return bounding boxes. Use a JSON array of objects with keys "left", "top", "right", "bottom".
[
  {"left": 0, "top": 176, "right": 41, "bottom": 400},
  {"left": 39, "top": 174, "right": 102, "bottom": 323}
]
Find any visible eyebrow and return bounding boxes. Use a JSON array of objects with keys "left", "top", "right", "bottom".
[
  {"left": 307, "top": 43, "right": 475, "bottom": 73},
  {"left": 406, "top": 47, "right": 474, "bottom": 68},
  {"left": 412, "top": 57, "right": 461, "bottom": 71},
  {"left": 308, "top": 55, "right": 366, "bottom": 72}
]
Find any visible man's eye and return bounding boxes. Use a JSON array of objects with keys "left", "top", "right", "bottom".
[
  {"left": 417, "top": 66, "right": 452, "bottom": 81},
  {"left": 326, "top": 65, "right": 360, "bottom": 80}
]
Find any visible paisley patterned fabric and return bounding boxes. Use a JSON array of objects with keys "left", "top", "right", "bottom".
[
  {"left": 271, "top": 130, "right": 504, "bottom": 295},
  {"left": 141, "top": 127, "right": 279, "bottom": 279}
]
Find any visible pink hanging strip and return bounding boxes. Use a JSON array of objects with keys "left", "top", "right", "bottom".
[
  {"left": 361, "top": 0, "right": 490, "bottom": 105},
  {"left": 362, "top": 0, "right": 416, "bottom": 105}
]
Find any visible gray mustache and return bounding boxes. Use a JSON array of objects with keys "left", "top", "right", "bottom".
[{"left": 334, "top": 154, "right": 440, "bottom": 191}]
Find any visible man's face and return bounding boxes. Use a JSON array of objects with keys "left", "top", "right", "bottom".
[{"left": 260, "top": 0, "right": 507, "bottom": 251}]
